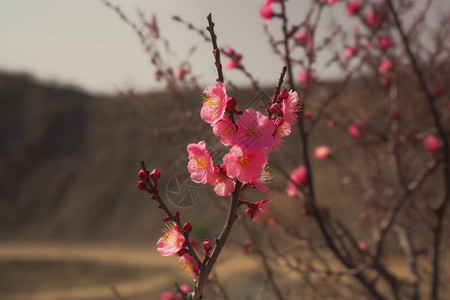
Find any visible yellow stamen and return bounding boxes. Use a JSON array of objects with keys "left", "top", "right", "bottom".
[
  {"left": 194, "top": 157, "right": 208, "bottom": 169},
  {"left": 239, "top": 156, "right": 251, "bottom": 167}
]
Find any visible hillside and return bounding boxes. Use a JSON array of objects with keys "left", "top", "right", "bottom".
[{"left": 0, "top": 72, "right": 221, "bottom": 243}]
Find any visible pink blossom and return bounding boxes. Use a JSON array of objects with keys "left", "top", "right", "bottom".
[
  {"left": 307, "top": 38, "right": 315, "bottom": 53},
  {"left": 298, "top": 70, "right": 315, "bottom": 86},
  {"left": 179, "top": 253, "right": 199, "bottom": 278},
  {"left": 281, "top": 90, "right": 301, "bottom": 124},
  {"left": 209, "top": 165, "right": 236, "bottom": 196},
  {"left": 286, "top": 165, "right": 308, "bottom": 196},
  {"left": 225, "top": 53, "right": 242, "bottom": 70},
  {"left": 176, "top": 68, "right": 187, "bottom": 80},
  {"left": 358, "top": 241, "right": 367, "bottom": 252},
  {"left": 260, "top": 5, "right": 273, "bottom": 22},
  {"left": 201, "top": 81, "right": 229, "bottom": 124},
  {"left": 347, "top": 1, "right": 361, "bottom": 16},
  {"left": 226, "top": 59, "right": 237, "bottom": 70},
  {"left": 157, "top": 223, "right": 185, "bottom": 256},
  {"left": 367, "top": 11, "right": 382, "bottom": 27},
  {"left": 345, "top": 45, "right": 357, "bottom": 59},
  {"left": 347, "top": 124, "right": 361, "bottom": 138},
  {"left": 295, "top": 30, "right": 308, "bottom": 45},
  {"left": 212, "top": 117, "right": 237, "bottom": 146},
  {"left": 252, "top": 166, "right": 272, "bottom": 192},
  {"left": 424, "top": 135, "right": 440, "bottom": 153},
  {"left": 327, "top": 119, "right": 335, "bottom": 128},
  {"left": 314, "top": 145, "right": 331, "bottom": 161},
  {"left": 274, "top": 121, "right": 291, "bottom": 150},
  {"left": 160, "top": 291, "right": 181, "bottom": 300},
  {"left": 379, "top": 37, "right": 394, "bottom": 51},
  {"left": 433, "top": 87, "right": 442, "bottom": 97},
  {"left": 246, "top": 200, "right": 272, "bottom": 222},
  {"left": 378, "top": 59, "right": 393, "bottom": 74},
  {"left": 325, "top": 0, "right": 342, "bottom": 5},
  {"left": 236, "top": 108, "right": 275, "bottom": 151},
  {"left": 223, "top": 145, "right": 268, "bottom": 183},
  {"left": 391, "top": 108, "right": 401, "bottom": 119},
  {"left": 187, "top": 141, "right": 214, "bottom": 184},
  {"left": 304, "top": 110, "right": 312, "bottom": 120},
  {"left": 179, "top": 284, "right": 190, "bottom": 294}
]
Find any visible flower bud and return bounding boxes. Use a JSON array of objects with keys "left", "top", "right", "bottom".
[
  {"left": 203, "top": 239, "right": 212, "bottom": 252},
  {"left": 278, "top": 88, "right": 289, "bottom": 100},
  {"left": 269, "top": 103, "right": 281, "bottom": 114},
  {"left": 137, "top": 181, "right": 147, "bottom": 190},
  {"left": 174, "top": 211, "right": 180, "bottom": 219},
  {"left": 424, "top": 135, "right": 440, "bottom": 153},
  {"left": 183, "top": 222, "right": 192, "bottom": 234},
  {"left": 138, "top": 169, "right": 148, "bottom": 181},
  {"left": 150, "top": 169, "right": 161, "bottom": 180},
  {"left": 227, "top": 97, "right": 237, "bottom": 109}
]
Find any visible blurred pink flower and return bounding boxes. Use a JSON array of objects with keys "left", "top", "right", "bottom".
[
  {"left": 179, "top": 253, "right": 199, "bottom": 278},
  {"left": 187, "top": 141, "right": 214, "bottom": 184},
  {"left": 295, "top": 30, "right": 308, "bottom": 45},
  {"left": 345, "top": 45, "right": 358, "bottom": 59},
  {"left": 176, "top": 67, "right": 187, "bottom": 80},
  {"left": 379, "top": 37, "right": 394, "bottom": 51},
  {"left": 260, "top": 4, "right": 273, "bottom": 22},
  {"left": 348, "top": 124, "right": 361, "bottom": 138},
  {"left": 286, "top": 165, "right": 308, "bottom": 196},
  {"left": 223, "top": 145, "right": 268, "bottom": 183},
  {"left": 236, "top": 108, "right": 275, "bottom": 151},
  {"left": 246, "top": 200, "right": 272, "bottom": 222},
  {"left": 347, "top": 1, "right": 361, "bottom": 16},
  {"left": 378, "top": 59, "right": 393, "bottom": 74},
  {"left": 314, "top": 146, "right": 331, "bottom": 161},
  {"left": 160, "top": 291, "right": 181, "bottom": 300},
  {"left": 298, "top": 70, "right": 316, "bottom": 86},
  {"left": 358, "top": 241, "right": 367, "bottom": 251},
  {"left": 367, "top": 10, "right": 382, "bottom": 27},
  {"left": 225, "top": 53, "right": 242, "bottom": 70},
  {"left": 325, "top": 0, "right": 342, "bottom": 5},
  {"left": 157, "top": 223, "right": 185, "bottom": 256},
  {"left": 433, "top": 87, "right": 442, "bottom": 97},
  {"left": 424, "top": 135, "right": 440, "bottom": 153},
  {"left": 201, "top": 81, "right": 229, "bottom": 124},
  {"left": 327, "top": 119, "right": 335, "bottom": 128}
]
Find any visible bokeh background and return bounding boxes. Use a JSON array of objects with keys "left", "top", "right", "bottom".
[{"left": 1, "top": 0, "right": 449, "bottom": 299}]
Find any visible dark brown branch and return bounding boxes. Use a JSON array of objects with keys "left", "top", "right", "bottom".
[
  {"left": 385, "top": 2, "right": 450, "bottom": 299},
  {"left": 272, "top": 66, "right": 287, "bottom": 104},
  {"left": 191, "top": 181, "right": 242, "bottom": 300},
  {"left": 206, "top": 13, "right": 224, "bottom": 83}
]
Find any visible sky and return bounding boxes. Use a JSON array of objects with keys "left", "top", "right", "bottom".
[{"left": 0, "top": 0, "right": 447, "bottom": 95}]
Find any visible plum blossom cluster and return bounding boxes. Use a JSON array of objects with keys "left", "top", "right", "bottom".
[{"left": 188, "top": 81, "right": 301, "bottom": 197}]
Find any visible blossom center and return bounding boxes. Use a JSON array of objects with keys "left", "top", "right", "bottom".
[
  {"left": 247, "top": 127, "right": 260, "bottom": 138},
  {"left": 194, "top": 157, "right": 208, "bottom": 169},
  {"left": 239, "top": 156, "right": 251, "bottom": 168}
]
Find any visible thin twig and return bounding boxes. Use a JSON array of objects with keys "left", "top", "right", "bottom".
[
  {"left": 206, "top": 13, "right": 224, "bottom": 83},
  {"left": 385, "top": 2, "right": 450, "bottom": 299}
]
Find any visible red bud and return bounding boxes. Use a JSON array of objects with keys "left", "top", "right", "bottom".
[
  {"left": 138, "top": 169, "right": 148, "bottom": 181},
  {"left": 203, "top": 239, "right": 212, "bottom": 252},
  {"left": 137, "top": 181, "right": 147, "bottom": 190}
]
